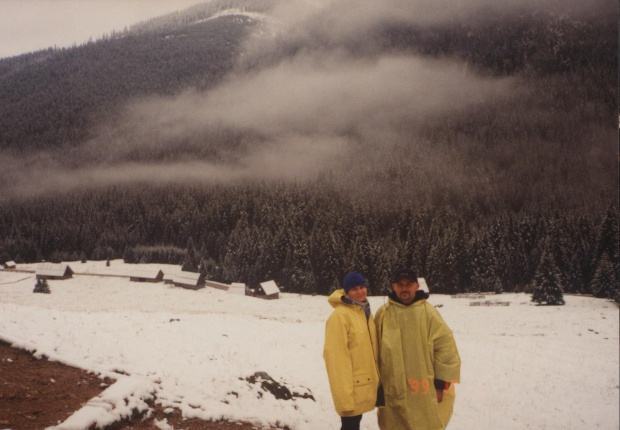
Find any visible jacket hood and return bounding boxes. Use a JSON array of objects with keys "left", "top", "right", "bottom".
[
  {"left": 327, "top": 289, "right": 346, "bottom": 308},
  {"left": 388, "top": 289, "right": 429, "bottom": 306},
  {"left": 328, "top": 288, "right": 372, "bottom": 319}
]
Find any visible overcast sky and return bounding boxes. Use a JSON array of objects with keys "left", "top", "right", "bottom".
[{"left": 0, "top": 0, "right": 205, "bottom": 59}]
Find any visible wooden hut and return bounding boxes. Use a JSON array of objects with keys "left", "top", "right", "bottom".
[
  {"left": 163, "top": 272, "right": 175, "bottom": 284},
  {"left": 172, "top": 271, "right": 205, "bottom": 290},
  {"left": 3, "top": 261, "right": 16, "bottom": 269},
  {"left": 128, "top": 268, "right": 164, "bottom": 283},
  {"left": 36, "top": 263, "right": 74, "bottom": 280},
  {"left": 205, "top": 279, "right": 231, "bottom": 291},
  {"left": 228, "top": 282, "right": 247, "bottom": 295},
  {"left": 253, "top": 280, "right": 280, "bottom": 300},
  {"left": 418, "top": 277, "right": 429, "bottom": 292}
]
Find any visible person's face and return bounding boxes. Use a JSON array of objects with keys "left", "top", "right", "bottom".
[
  {"left": 347, "top": 285, "right": 368, "bottom": 303},
  {"left": 392, "top": 278, "right": 419, "bottom": 304}
]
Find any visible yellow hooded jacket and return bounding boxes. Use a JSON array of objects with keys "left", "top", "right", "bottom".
[
  {"left": 323, "top": 289, "right": 380, "bottom": 417},
  {"left": 376, "top": 295, "right": 461, "bottom": 430}
]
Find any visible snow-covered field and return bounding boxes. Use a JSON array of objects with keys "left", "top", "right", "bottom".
[{"left": 0, "top": 261, "right": 618, "bottom": 430}]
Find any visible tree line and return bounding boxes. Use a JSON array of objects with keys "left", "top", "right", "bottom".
[{"left": 0, "top": 184, "right": 617, "bottom": 300}]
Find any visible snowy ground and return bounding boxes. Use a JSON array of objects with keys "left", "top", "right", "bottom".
[{"left": 0, "top": 261, "right": 618, "bottom": 430}]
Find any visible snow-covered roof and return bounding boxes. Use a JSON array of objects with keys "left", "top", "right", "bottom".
[
  {"left": 4, "top": 261, "right": 16, "bottom": 268},
  {"left": 418, "top": 278, "right": 429, "bottom": 292},
  {"left": 228, "top": 282, "right": 246, "bottom": 295},
  {"left": 36, "top": 263, "right": 73, "bottom": 277},
  {"left": 205, "top": 279, "right": 230, "bottom": 290},
  {"left": 128, "top": 268, "right": 163, "bottom": 280},
  {"left": 173, "top": 271, "right": 202, "bottom": 286},
  {"left": 79, "top": 267, "right": 128, "bottom": 278},
  {"left": 260, "top": 280, "right": 280, "bottom": 295}
]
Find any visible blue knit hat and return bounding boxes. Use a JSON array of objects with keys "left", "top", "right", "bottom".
[{"left": 343, "top": 272, "right": 367, "bottom": 293}]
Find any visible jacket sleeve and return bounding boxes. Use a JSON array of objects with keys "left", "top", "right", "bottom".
[
  {"left": 374, "top": 306, "right": 385, "bottom": 368},
  {"left": 323, "top": 312, "right": 355, "bottom": 412},
  {"left": 428, "top": 306, "right": 461, "bottom": 385}
]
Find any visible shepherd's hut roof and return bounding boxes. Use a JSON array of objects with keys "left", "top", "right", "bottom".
[
  {"left": 418, "top": 278, "right": 429, "bottom": 292},
  {"left": 128, "top": 268, "right": 164, "bottom": 281},
  {"left": 205, "top": 279, "right": 230, "bottom": 290},
  {"left": 260, "top": 280, "right": 280, "bottom": 295},
  {"left": 228, "top": 282, "right": 246, "bottom": 295},
  {"left": 36, "top": 263, "right": 73, "bottom": 278},
  {"left": 172, "top": 271, "right": 203, "bottom": 288}
]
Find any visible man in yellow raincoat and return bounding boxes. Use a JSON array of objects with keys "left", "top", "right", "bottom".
[
  {"left": 376, "top": 268, "right": 461, "bottom": 430},
  {"left": 324, "top": 272, "right": 380, "bottom": 430}
]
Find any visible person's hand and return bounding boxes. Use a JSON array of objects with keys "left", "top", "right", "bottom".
[{"left": 436, "top": 389, "right": 443, "bottom": 403}]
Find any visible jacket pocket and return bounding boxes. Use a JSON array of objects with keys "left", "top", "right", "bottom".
[{"left": 352, "top": 372, "right": 375, "bottom": 404}]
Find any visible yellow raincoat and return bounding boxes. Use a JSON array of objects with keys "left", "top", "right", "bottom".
[
  {"left": 376, "top": 295, "right": 461, "bottom": 430},
  {"left": 323, "top": 289, "right": 380, "bottom": 417}
]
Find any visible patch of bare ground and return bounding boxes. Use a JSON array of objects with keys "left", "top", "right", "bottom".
[
  {"left": 111, "top": 399, "right": 284, "bottom": 430},
  {"left": 0, "top": 340, "right": 112, "bottom": 429},
  {"left": 0, "top": 342, "right": 282, "bottom": 430}
]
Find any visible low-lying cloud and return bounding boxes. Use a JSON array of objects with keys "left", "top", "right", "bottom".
[
  {"left": 6, "top": 0, "right": 610, "bottom": 198},
  {"left": 116, "top": 54, "right": 512, "bottom": 140}
]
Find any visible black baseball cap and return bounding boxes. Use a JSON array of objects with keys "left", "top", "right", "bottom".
[{"left": 391, "top": 268, "right": 418, "bottom": 283}]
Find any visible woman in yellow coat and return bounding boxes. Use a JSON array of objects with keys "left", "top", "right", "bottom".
[{"left": 323, "top": 272, "right": 380, "bottom": 430}]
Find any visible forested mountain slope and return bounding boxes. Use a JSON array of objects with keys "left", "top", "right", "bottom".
[
  {"left": 0, "top": 13, "right": 256, "bottom": 151},
  {"left": 0, "top": 0, "right": 617, "bottom": 299}
]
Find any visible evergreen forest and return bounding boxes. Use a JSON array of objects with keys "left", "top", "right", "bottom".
[{"left": 0, "top": 0, "right": 617, "bottom": 300}]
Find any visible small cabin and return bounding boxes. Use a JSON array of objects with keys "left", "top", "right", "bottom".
[
  {"left": 253, "top": 280, "right": 280, "bottom": 300},
  {"left": 3, "top": 261, "right": 16, "bottom": 269},
  {"left": 36, "top": 263, "right": 74, "bottom": 280},
  {"left": 128, "top": 268, "right": 164, "bottom": 283},
  {"left": 172, "top": 271, "right": 205, "bottom": 290},
  {"left": 205, "top": 279, "right": 231, "bottom": 291},
  {"left": 418, "top": 278, "right": 429, "bottom": 293},
  {"left": 163, "top": 272, "right": 175, "bottom": 284},
  {"left": 228, "top": 282, "right": 247, "bottom": 296}
]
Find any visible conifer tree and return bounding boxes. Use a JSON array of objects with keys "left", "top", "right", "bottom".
[
  {"left": 426, "top": 236, "right": 458, "bottom": 294},
  {"left": 590, "top": 253, "right": 618, "bottom": 301},
  {"left": 0, "top": 250, "right": 10, "bottom": 265},
  {"left": 574, "top": 215, "right": 597, "bottom": 294},
  {"left": 310, "top": 227, "right": 343, "bottom": 296},
  {"left": 123, "top": 247, "right": 137, "bottom": 264},
  {"left": 595, "top": 205, "right": 618, "bottom": 265},
  {"left": 250, "top": 233, "right": 276, "bottom": 285},
  {"left": 282, "top": 233, "right": 313, "bottom": 294},
  {"left": 345, "top": 226, "right": 372, "bottom": 278},
  {"left": 531, "top": 239, "right": 565, "bottom": 305},
  {"left": 33, "top": 278, "right": 51, "bottom": 294},
  {"left": 182, "top": 238, "right": 199, "bottom": 272},
  {"left": 369, "top": 247, "right": 393, "bottom": 295},
  {"left": 591, "top": 205, "right": 619, "bottom": 298},
  {"left": 292, "top": 260, "right": 317, "bottom": 295},
  {"left": 471, "top": 239, "right": 502, "bottom": 293},
  {"left": 221, "top": 212, "right": 252, "bottom": 282}
]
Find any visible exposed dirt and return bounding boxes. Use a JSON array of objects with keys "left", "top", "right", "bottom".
[
  {"left": 0, "top": 340, "right": 111, "bottom": 429},
  {"left": 0, "top": 342, "right": 281, "bottom": 429}
]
